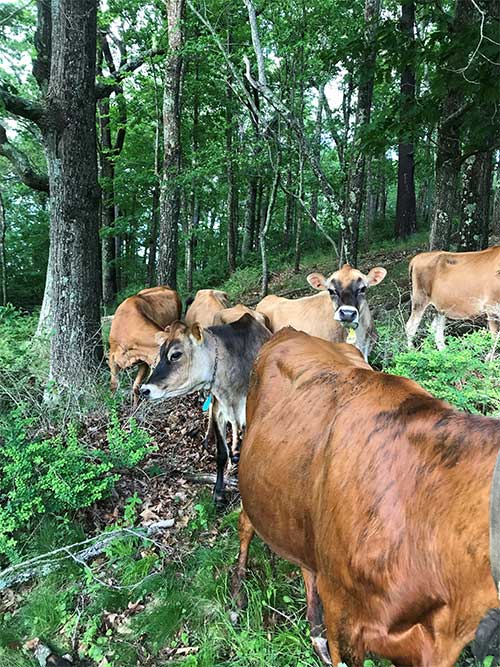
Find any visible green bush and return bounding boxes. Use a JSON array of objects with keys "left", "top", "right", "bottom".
[
  {"left": 385, "top": 329, "right": 500, "bottom": 415},
  {"left": 0, "top": 407, "right": 153, "bottom": 563}
]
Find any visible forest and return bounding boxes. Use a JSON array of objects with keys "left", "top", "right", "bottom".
[{"left": 0, "top": 0, "right": 500, "bottom": 664}]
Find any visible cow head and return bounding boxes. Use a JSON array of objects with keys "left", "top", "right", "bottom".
[
  {"left": 307, "top": 264, "right": 386, "bottom": 328},
  {"left": 139, "top": 320, "right": 212, "bottom": 400}
]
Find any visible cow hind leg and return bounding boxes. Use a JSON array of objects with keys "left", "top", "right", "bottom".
[
  {"left": 431, "top": 312, "right": 446, "bottom": 351},
  {"left": 301, "top": 568, "right": 332, "bottom": 665},
  {"left": 406, "top": 300, "right": 429, "bottom": 348},
  {"left": 109, "top": 356, "right": 119, "bottom": 394},
  {"left": 231, "top": 509, "right": 255, "bottom": 610}
]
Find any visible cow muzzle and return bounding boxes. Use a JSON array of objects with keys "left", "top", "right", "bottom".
[
  {"left": 334, "top": 306, "right": 359, "bottom": 328},
  {"left": 139, "top": 383, "right": 165, "bottom": 400}
]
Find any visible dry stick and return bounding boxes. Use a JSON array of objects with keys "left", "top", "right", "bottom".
[{"left": 0, "top": 519, "right": 174, "bottom": 590}]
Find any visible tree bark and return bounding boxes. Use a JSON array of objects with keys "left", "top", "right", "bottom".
[
  {"left": 260, "top": 166, "right": 280, "bottom": 297},
  {"left": 429, "top": 0, "right": 473, "bottom": 250},
  {"left": 493, "top": 158, "right": 500, "bottom": 237},
  {"left": 310, "top": 85, "right": 324, "bottom": 224},
  {"left": 458, "top": 151, "right": 493, "bottom": 251},
  {"left": 395, "top": 0, "right": 417, "bottom": 239},
  {"left": 157, "top": 0, "right": 184, "bottom": 289},
  {"left": 342, "top": 0, "right": 380, "bottom": 266},
  {"left": 225, "top": 27, "right": 238, "bottom": 275},
  {"left": 45, "top": 0, "right": 102, "bottom": 386},
  {"left": 242, "top": 175, "right": 258, "bottom": 259}
]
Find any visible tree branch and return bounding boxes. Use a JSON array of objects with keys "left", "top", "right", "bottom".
[
  {"left": 0, "top": 122, "right": 49, "bottom": 192},
  {"left": 95, "top": 47, "right": 167, "bottom": 100},
  {"left": 0, "top": 89, "right": 44, "bottom": 124}
]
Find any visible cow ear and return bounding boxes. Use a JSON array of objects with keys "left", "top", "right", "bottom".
[
  {"left": 307, "top": 273, "right": 327, "bottom": 290},
  {"left": 190, "top": 322, "right": 204, "bottom": 343},
  {"left": 366, "top": 267, "right": 387, "bottom": 286},
  {"left": 155, "top": 331, "right": 168, "bottom": 346}
]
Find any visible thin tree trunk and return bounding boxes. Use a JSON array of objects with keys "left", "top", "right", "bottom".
[
  {"left": 147, "top": 64, "right": 163, "bottom": 288},
  {"left": 260, "top": 166, "right": 280, "bottom": 297},
  {"left": 493, "top": 158, "right": 500, "bottom": 236},
  {"left": 225, "top": 26, "right": 237, "bottom": 275},
  {"left": 458, "top": 151, "right": 494, "bottom": 251},
  {"left": 294, "top": 153, "right": 304, "bottom": 272},
  {"left": 242, "top": 175, "right": 258, "bottom": 259},
  {"left": 429, "top": 0, "right": 473, "bottom": 250},
  {"left": 157, "top": 0, "right": 184, "bottom": 288},
  {"left": 45, "top": 0, "right": 102, "bottom": 387},
  {"left": 310, "top": 85, "right": 324, "bottom": 224},
  {"left": 0, "top": 192, "right": 6, "bottom": 306},
  {"left": 395, "top": 0, "right": 417, "bottom": 239},
  {"left": 342, "top": 0, "right": 380, "bottom": 265}
]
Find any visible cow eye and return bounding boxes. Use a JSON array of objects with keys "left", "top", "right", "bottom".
[
  {"left": 328, "top": 288, "right": 338, "bottom": 297},
  {"left": 170, "top": 351, "right": 183, "bottom": 362},
  {"left": 357, "top": 286, "right": 367, "bottom": 295}
]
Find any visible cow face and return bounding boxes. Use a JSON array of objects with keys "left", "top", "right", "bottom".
[
  {"left": 139, "top": 321, "right": 211, "bottom": 400},
  {"left": 307, "top": 264, "right": 386, "bottom": 328}
]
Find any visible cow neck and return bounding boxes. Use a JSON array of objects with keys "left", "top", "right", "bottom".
[{"left": 204, "top": 330, "right": 219, "bottom": 394}]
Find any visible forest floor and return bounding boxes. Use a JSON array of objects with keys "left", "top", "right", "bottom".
[{"left": 2, "top": 236, "right": 493, "bottom": 667}]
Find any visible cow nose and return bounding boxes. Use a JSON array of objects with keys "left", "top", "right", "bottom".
[
  {"left": 339, "top": 308, "right": 356, "bottom": 322},
  {"left": 139, "top": 386, "right": 150, "bottom": 398}
]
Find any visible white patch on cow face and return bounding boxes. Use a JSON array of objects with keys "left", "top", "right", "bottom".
[{"left": 333, "top": 304, "right": 359, "bottom": 328}]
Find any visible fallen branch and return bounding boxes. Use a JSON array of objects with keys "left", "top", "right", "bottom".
[
  {"left": 184, "top": 472, "right": 239, "bottom": 488},
  {"left": 0, "top": 519, "right": 174, "bottom": 590}
]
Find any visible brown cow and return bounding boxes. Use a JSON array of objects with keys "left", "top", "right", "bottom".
[
  {"left": 212, "top": 304, "right": 270, "bottom": 329},
  {"left": 406, "top": 247, "right": 500, "bottom": 351},
  {"left": 233, "top": 328, "right": 500, "bottom": 666},
  {"left": 185, "top": 289, "right": 229, "bottom": 327},
  {"left": 108, "top": 286, "right": 181, "bottom": 402},
  {"left": 256, "top": 264, "right": 386, "bottom": 360}
]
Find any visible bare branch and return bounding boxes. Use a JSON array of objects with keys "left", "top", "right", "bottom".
[
  {"left": 0, "top": 122, "right": 49, "bottom": 192},
  {"left": 95, "top": 46, "right": 167, "bottom": 100},
  {"left": 0, "top": 89, "right": 44, "bottom": 124}
]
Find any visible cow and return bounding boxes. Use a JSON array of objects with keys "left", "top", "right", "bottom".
[
  {"left": 139, "top": 314, "right": 271, "bottom": 505},
  {"left": 255, "top": 263, "right": 386, "bottom": 360},
  {"left": 108, "top": 286, "right": 181, "bottom": 403},
  {"left": 212, "top": 303, "right": 270, "bottom": 330},
  {"left": 406, "top": 247, "right": 500, "bottom": 352},
  {"left": 185, "top": 289, "right": 229, "bottom": 327},
  {"left": 232, "top": 327, "right": 500, "bottom": 666}
]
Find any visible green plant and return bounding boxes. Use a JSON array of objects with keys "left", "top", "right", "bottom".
[
  {"left": 385, "top": 329, "right": 500, "bottom": 415},
  {"left": 0, "top": 407, "right": 153, "bottom": 563}
]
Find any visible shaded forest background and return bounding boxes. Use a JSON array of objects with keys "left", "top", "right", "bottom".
[{"left": 0, "top": 0, "right": 499, "bottom": 388}]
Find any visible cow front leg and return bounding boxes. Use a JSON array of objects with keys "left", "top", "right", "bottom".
[
  {"left": 231, "top": 509, "right": 255, "bottom": 610},
  {"left": 132, "top": 363, "right": 149, "bottom": 406},
  {"left": 213, "top": 417, "right": 229, "bottom": 508},
  {"left": 301, "top": 568, "right": 331, "bottom": 665},
  {"left": 202, "top": 399, "right": 214, "bottom": 452}
]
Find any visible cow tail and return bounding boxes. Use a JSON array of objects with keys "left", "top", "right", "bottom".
[{"left": 473, "top": 451, "right": 500, "bottom": 664}]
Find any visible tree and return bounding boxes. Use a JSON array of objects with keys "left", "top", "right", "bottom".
[
  {"left": 394, "top": 0, "right": 417, "bottom": 239},
  {"left": 458, "top": 151, "right": 493, "bottom": 251},
  {"left": 157, "top": 0, "right": 185, "bottom": 289}
]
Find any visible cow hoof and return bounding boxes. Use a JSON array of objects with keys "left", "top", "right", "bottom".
[
  {"left": 213, "top": 490, "right": 226, "bottom": 511},
  {"left": 231, "top": 453, "right": 240, "bottom": 465},
  {"left": 310, "top": 637, "right": 332, "bottom": 665}
]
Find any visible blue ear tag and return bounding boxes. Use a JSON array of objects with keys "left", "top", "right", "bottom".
[{"left": 202, "top": 395, "right": 212, "bottom": 412}]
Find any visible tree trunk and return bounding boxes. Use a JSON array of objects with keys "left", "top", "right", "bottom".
[
  {"left": 260, "top": 167, "right": 280, "bottom": 297},
  {"left": 0, "top": 192, "right": 6, "bottom": 306},
  {"left": 294, "top": 154, "right": 304, "bottom": 272},
  {"left": 395, "top": 0, "right": 417, "bottom": 239},
  {"left": 157, "top": 0, "right": 184, "bottom": 288},
  {"left": 364, "top": 159, "right": 377, "bottom": 236},
  {"left": 310, "top": 85, "right": 324, "bottom": 224},
  {"left": 458, "top": 151, "right": 493, "bottom": 251},
  {"left": 493, "top": 158, "right": 500, "bottom": 236},
  {"left": 225, "top": 33, "right": 238, "bottom": 275},
  {"left": 429, "top": 0, "right": 473, "bottom": 250},
  {"left": 98, "top": 95, "right": 118, "bottom": 309},
  {"left": 342, "top": 0, "right": 380, "bottom": 266},
  {"left": 45, "top": 0, "right": 102, "bottom": 387},
  {"left": 242, "top": 175, "right": 258, "bottom": 259}
]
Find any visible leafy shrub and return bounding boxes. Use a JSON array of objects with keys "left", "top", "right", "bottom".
[
  {"left": 385, "top": 329, "right": 500, "bottom": 415},
  {"left": 0, "top": 407, "right": 153, "bottom": 563}
]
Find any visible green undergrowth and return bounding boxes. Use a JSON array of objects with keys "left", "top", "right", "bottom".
[{"left": 0, "top": 492, "right": 492, "bottom": 667}]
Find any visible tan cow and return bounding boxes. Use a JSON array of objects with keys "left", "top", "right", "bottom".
[
  {"left": 212, "top": 304, "right": 270, "bottom": 329},
  {"left": 406, "top": 247, "right": 500, "bottom": 351},
  {"left": 108, "top": 286, "right": 181, "bottom": 402},
  {"left": 185, "top": 289, "right": 229, "bottom": 327},
  {"left": 256, "top": 263, "right": 386, "bottom": 360}
]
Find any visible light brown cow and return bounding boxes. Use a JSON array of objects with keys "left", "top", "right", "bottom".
[
  {"left": 233, "top": 328, "right": 500, "bottom": 666},
  {"left": 256, "top": 264, "right": 386, "bottom": 360},
  {"left": 212, "top": 304, "right": 269, "bottom": 329},
  {"left": 108, "top": 286, "right": 181, "bottom": 402},
  {"left": 406, "top": 246, "right": 500, "bottom": 351},
  {"left": 185, "top": 289, "right": 229, "bottom": 327}
]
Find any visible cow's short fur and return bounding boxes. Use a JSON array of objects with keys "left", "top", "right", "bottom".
[
  {"left": 185, "top": 289, "right": 229, "bottom": 327},
  {"left": 256, "top": 264, "right": 386, "bottom": 360},
  {"left": 234, "top": 328, "right": 500, "bottom": 666},
  {"left": 108, "top": 286, "right": 181, "bottom": 402},
  {"left": 406, "top": 247, "right": 500, "bottom": 351},
  {"left": 140, "top": 314, "right": 271, "bottom": 503},
  {"left": 212, "top": 304, "right": 270, "bottom": 330}
]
